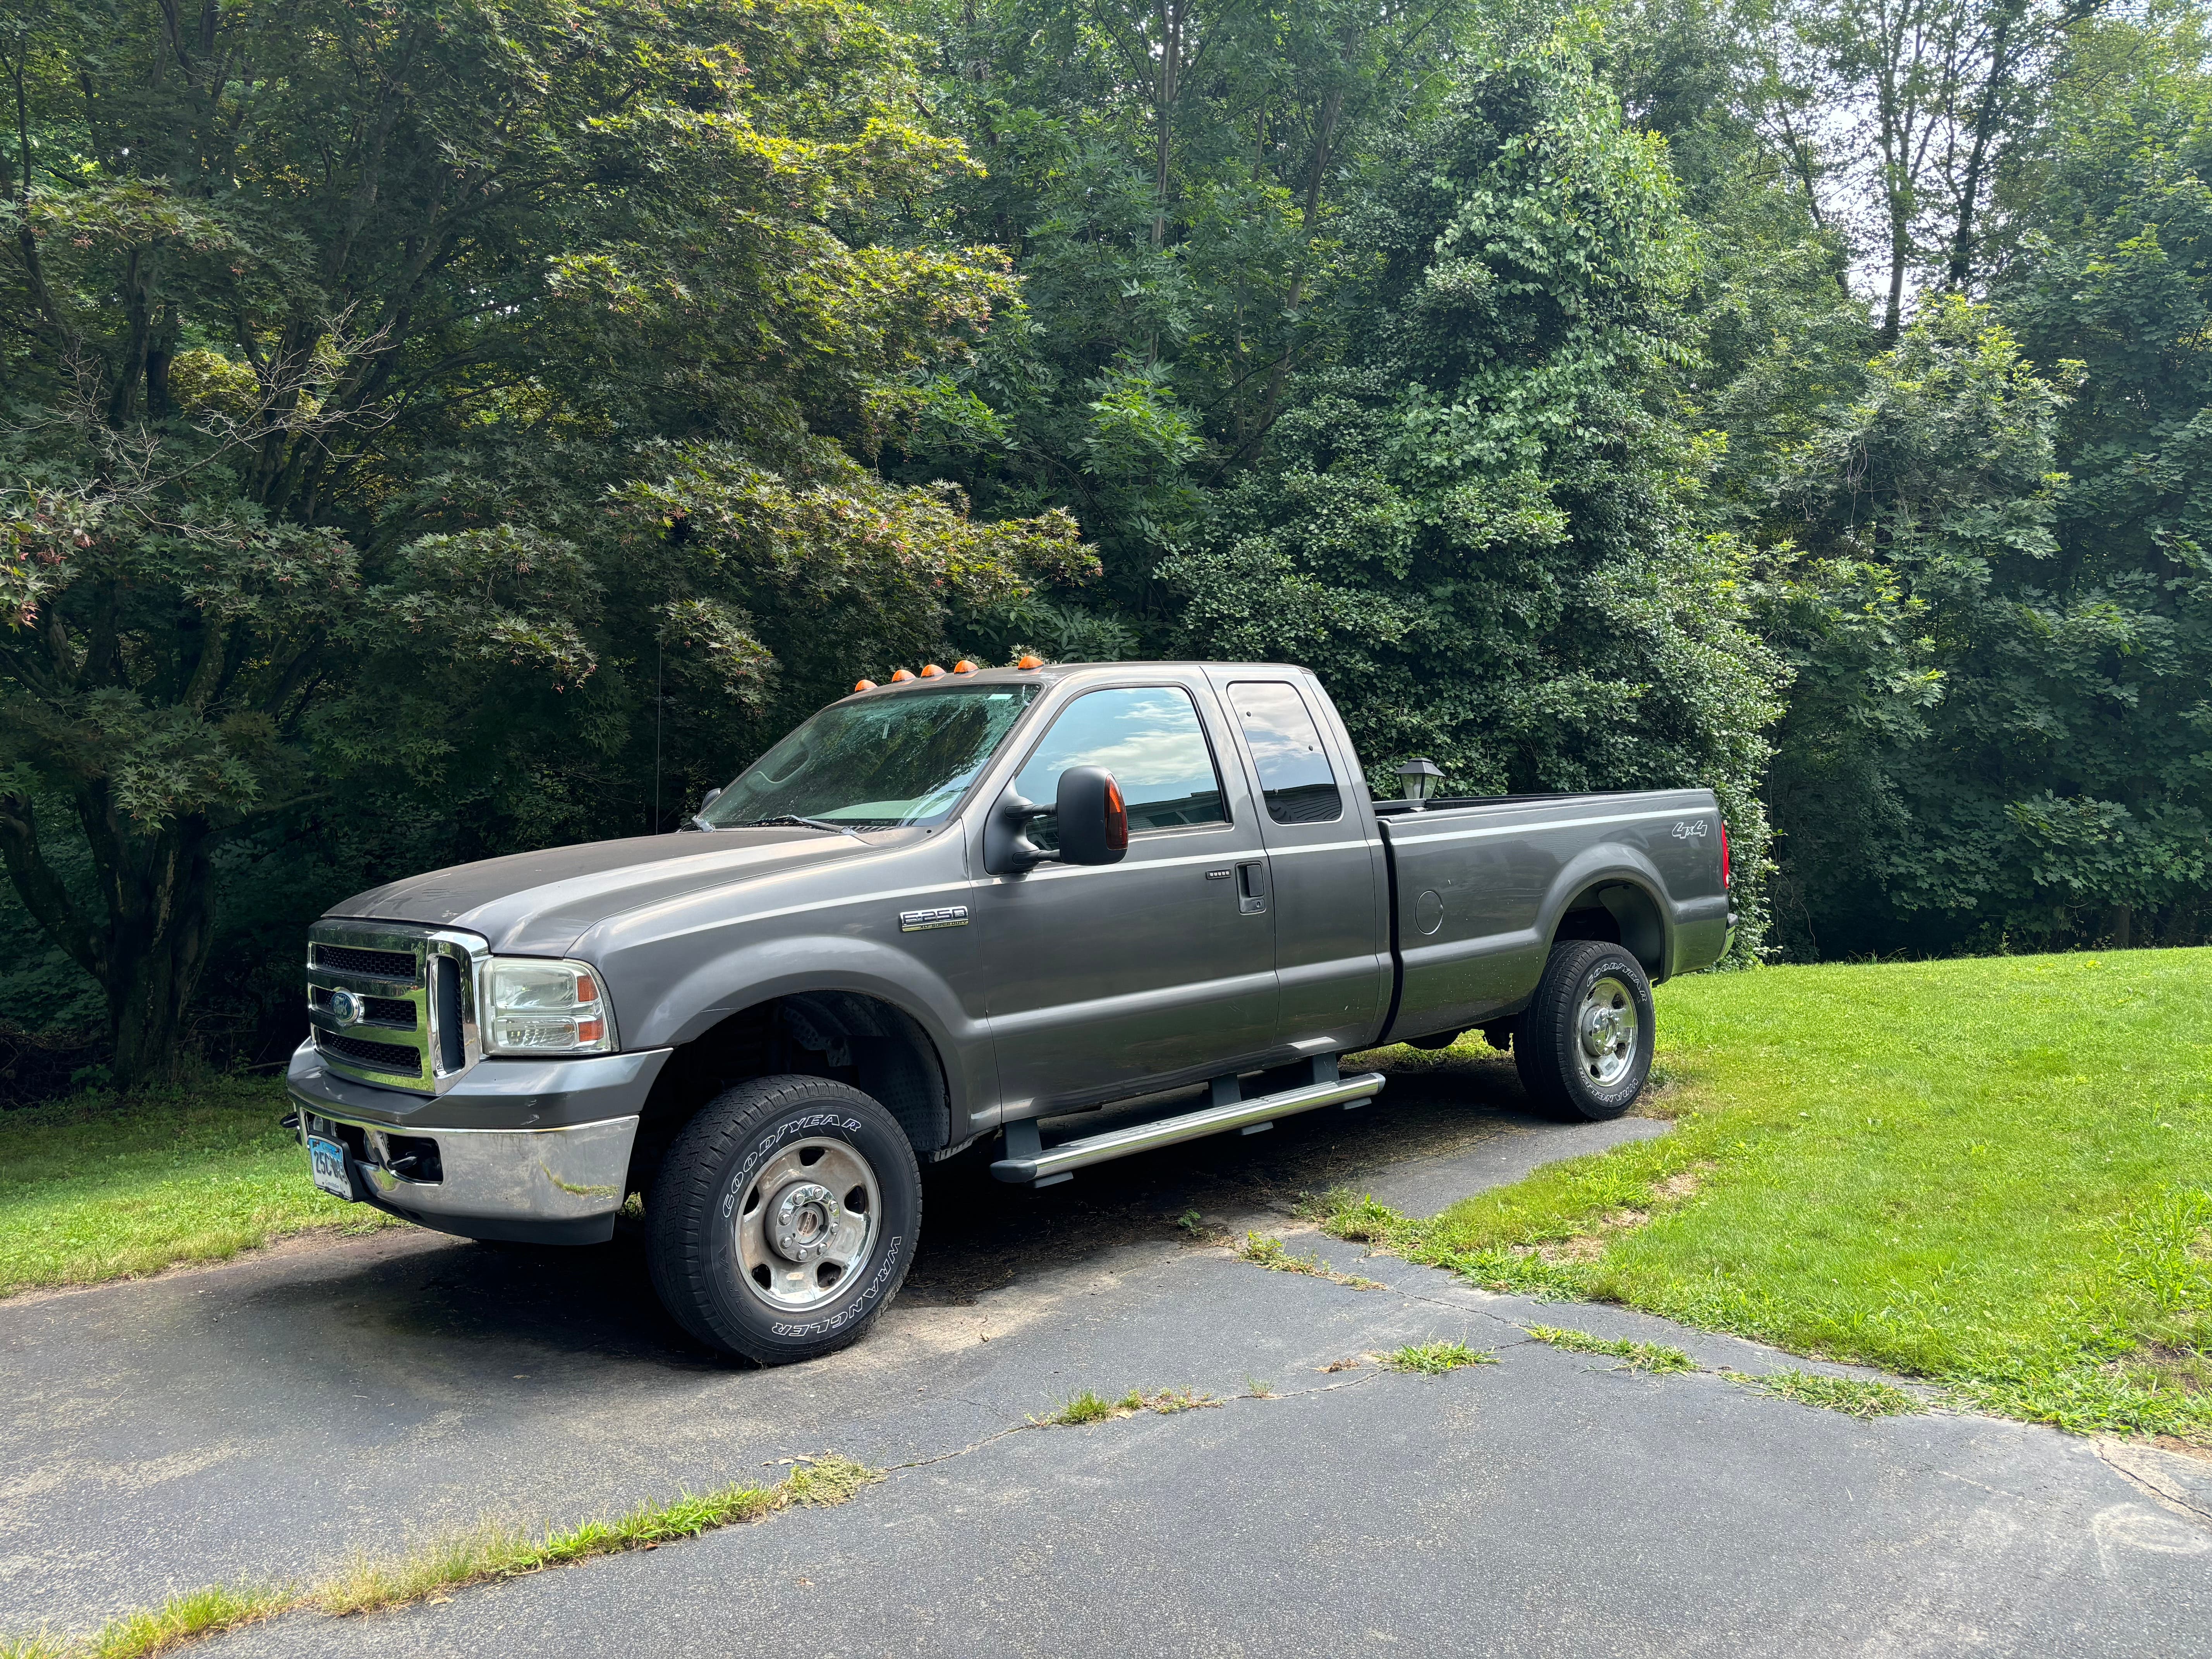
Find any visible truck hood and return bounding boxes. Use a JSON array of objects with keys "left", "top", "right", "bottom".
[{"left": 326, "top": 829, "right": 885, "bottom": 955}]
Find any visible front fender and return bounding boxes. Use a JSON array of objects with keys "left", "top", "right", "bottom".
[{"left": 614, "top": 933, "right": 991, "bottom": 1129}]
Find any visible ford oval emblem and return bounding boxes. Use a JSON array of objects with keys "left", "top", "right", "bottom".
[{"left": 330, "top": 989, "right": 364, "bottom": 1026}]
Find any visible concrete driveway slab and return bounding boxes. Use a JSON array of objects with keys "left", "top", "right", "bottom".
[{"left": 211, "top": 1307, "right": 2207, "bottom": 1659}]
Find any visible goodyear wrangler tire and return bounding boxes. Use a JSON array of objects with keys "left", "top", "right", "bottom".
[
  {"left": 647, "top": 1074, "right": 921, "bottom": 1364},
  {"left": 1513, "top": 939, "right": 1656, "bottom": 1122}
]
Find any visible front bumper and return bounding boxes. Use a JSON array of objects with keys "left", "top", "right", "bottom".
[{"left": 285, "top": 1040, "right": 671, "bottom": 1245}]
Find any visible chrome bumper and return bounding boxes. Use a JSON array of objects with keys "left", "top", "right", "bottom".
[{"left": 286, "top": 1040, "right": 665, "bottom": 1245}]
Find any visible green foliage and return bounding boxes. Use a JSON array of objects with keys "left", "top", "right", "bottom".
[
  {"left": 1, "top": 0, "right": 2206, "bottom": 1082},
  {"left": 1744, "top": 13, "right": 2212, "bottom": 957},
  {"left": 1169, "top": 43, "right": 1786, "bottom": 954},
  {"left": 0, "top": 0, "right": 1081, "bottom": 1079}
]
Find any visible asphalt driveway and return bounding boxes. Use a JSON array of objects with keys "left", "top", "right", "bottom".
[{"left": 3, "top": 1058, "right": 2205, "bottom": 1656}]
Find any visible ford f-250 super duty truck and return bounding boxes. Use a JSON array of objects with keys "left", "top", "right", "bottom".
[{"left": 288, "top": 661, "right": 1733, "bottom": 1363}]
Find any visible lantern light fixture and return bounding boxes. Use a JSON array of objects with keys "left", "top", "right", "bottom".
[{"left": 1396, "top": 757, "right": 1443, "bottom": 808}]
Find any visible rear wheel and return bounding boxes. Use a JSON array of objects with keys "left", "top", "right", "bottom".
[
  {"left": 1514, "top": 939, "right": 1656, "bottom": 1121},
  {"left": 647, "top": 1074, "right": 921, "bottom": 1364}
]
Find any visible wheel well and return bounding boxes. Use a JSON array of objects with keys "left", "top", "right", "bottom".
[
  {"left": 1553, "top": 882, "right": 1666, "bottom": 980},
  {"left": 627, "top": 991, "right": 953, "bottom": 1196}
]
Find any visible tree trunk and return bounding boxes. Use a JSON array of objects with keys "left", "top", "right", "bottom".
[
  {"left": 1151, "top": 0, "right": 1182, "bottom": 254},
  {"left": 98, "top": 817, "right": 217, "bottom": 1089},
  {"left": 1943, "top": 2, "right": 2020, "bottom": 291},
  {"left": 1881, "top": 195, "right": 1910, "bottom": 345},
  {"left": 0, "top": 788, "right": 218, "bottom": 1091}
]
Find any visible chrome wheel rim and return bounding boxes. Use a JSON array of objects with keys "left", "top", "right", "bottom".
[
  {"left": 735, "top": 1138, "right": 881, "bottom": 1313},
  {"left": 1577, "top": 976, "right": 1638, "bottom": 1087}
]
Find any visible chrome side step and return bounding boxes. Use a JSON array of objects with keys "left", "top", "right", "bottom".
[{"left": 991, "top": 1068, "right": 1386, "bottom": 1186}]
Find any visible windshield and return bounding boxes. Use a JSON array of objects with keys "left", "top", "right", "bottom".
[{"left": 700, "top": 685, "right": 1042, "bottom": 831}]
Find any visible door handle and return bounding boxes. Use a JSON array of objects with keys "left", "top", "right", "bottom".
[{"left": 1237, "top": 861, "right": 1269, "bottom": 915}]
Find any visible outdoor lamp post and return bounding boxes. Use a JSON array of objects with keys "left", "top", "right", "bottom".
[{"left": 1396, "top": 757, "right": 1443, "bottom": 808}]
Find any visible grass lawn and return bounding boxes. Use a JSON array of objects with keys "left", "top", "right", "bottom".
[
  {"left": 0, "top": 1080, "right": 395, "bottom": 1299},
  {"left": 1338, "top": 947, "right": 2212, "bottom": 1445}
]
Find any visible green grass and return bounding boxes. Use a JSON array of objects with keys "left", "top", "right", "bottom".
[
  {"left": 1748, "top": 1370, "right": 1928, "bottom": 1420},
  {"left": 0, "top": 1081, "right": 396, "bottom": 1299},
  {"left": 2, "top": 1457, "right": 881, "bottom": 1657},
  {"left": 1523, "top": 1326, "right": 1696, "bottom": 1374},
  {"left": 1040, "top": 1389, "right": 1121, "bottom": 1426},
  {"left": 1382, "top": 1340, "right": 1498, "bottom": 1374},
  {"left": 1035, "top": 1387, "right": 1218, "bottom": 1425},
  {"left": 1332, "top": 948, "right": 2212, "bottom": 1444},
  {"left": 1234, "top": 1230, "right": 1384, "bottom": 1289}
]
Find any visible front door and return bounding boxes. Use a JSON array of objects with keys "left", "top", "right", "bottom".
[{"left": 975, "top": 679, "right": 1278, "bottom": 1113}]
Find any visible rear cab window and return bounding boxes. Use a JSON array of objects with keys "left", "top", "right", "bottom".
[{"left": 1228, "top": 680, "right": 1342, "bottom": 824}]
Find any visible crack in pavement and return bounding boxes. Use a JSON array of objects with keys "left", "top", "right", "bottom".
[{"left": 2097, "top": 1439, "right": 2212, "bottom": 1530}]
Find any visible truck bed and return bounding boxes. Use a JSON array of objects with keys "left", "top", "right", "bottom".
[{"left": 1376, "top": 787, "right": 1729, "bottom": 1045}]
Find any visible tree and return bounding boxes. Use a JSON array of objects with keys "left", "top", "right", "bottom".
[
  {"left": 886, "top": 0, "right": 1476, "bottom": 626},
  {"left": 1748, "top": 0, "right": 2101, "bottom": 340},
  {"left": 0, "top": 0, "right": 1079, "bottom": 1084},
  {"left": 1163, "top": 40, "right": 1787, "bottom": 953}
]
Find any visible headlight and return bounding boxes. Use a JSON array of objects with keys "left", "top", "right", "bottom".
[{"left": 482, "top": 958, "right": 614, "bottom": 1054}]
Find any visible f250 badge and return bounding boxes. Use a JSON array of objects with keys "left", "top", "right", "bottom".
[
  {"left": 899, "top": 905, "right": 970, "bottom": 932},
  {"left": 1671, "top": 820, "right": 1710, "bottom": 840}
]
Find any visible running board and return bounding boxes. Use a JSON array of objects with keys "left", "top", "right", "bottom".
[{"left": 991, "top": 1070, "right": 1386, "bottom": 1186}]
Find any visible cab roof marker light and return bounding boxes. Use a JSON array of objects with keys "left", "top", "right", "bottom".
[
  {"left": 854, "top": 678, "right": 878, "bottom": 692},
  {"left": 919, "top": 663, "right": 946, "bottom": 678},
  {"left": 1016, "top": 655, "right": 1044, "bottom": 670},
  {"left": 890, "top": 668, "right": 916, "bottom": 682},
  {"left": 953, "top": 659, "right": 979, "bottom": 674}
]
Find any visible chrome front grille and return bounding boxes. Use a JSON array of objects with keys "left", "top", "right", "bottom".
[
  {"left": 306, "top": 921, "right": 488, "bottom": 1094},
  {"left": 317, "top": 1030, "right": 428, "bottom": 1073},
  {"left": 313, "top": 943, "right": 417, "bottom": 980},
  {"left": 307, "top": 985, "right": 417, "bottom": 1028}
]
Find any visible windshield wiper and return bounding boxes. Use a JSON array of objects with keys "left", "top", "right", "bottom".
[{"left": 727, "top": 814, "right": 863, "bottom": 838}]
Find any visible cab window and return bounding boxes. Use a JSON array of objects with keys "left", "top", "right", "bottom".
[
  {"left": 1012, "top": 686, "right": 1228, "bottom": 843},
  {"left": 1229, "top": 680, "right": 1342, "bottom": 824}
]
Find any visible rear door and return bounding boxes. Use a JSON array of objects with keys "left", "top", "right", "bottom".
[
  {"left": 974, "top": 677, "right": 1278, "bottom": 1111},
  {"left": 1213, "top": 673, "right": 1389, "bottom": 1054}
]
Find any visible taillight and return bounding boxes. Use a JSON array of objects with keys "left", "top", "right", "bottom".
[
  {"left": 1104, "top": 779, "right": 1128, "bottom": 852},
  {"left": 1719, "top": 820, "right": 1731, "bottom": 888}
]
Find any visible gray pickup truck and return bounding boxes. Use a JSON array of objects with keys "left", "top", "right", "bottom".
[{"left": 288, "top": 661, "right": 1732, "bottom": 1362}]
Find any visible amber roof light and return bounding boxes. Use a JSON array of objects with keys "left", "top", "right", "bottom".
[
  {"left": 919, "top": 663, "right": 946, "bottom": 678},
  {"left": 953, "top": 659, "right": 979, "bottom": 674},
  {"left": 1016, "top": 655, "right": 1045, "bottom": 670},
  {"left": 889, "top": 668, "right": 916, "bottom": 682},
  {"left": 853, "top": 678, "right": 878, "bottom": 692}
]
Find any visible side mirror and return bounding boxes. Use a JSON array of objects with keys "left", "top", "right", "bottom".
[
  {"left": 982, "top": 766, "right": 1128, "bottom": 874},
  {"left": 699, "top": 787, "right": 723, "bottom": 812},
  {"left": 983, "top": 787, "right": 1050, "bottom": 875},
  {"left": 1055, "top": 766, "right": 1128, "bottom": 866}
]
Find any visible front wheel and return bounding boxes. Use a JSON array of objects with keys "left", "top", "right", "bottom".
[
  {"left": 1514, "top": 939, "right": 1656, "bottom": 1121},
  {"left": 646, "top": 1075, "right": 921, "bottom": 1364}
]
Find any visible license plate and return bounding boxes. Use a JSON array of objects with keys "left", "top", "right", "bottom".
[{"left": 306, "top": 1133, "right": 356, "bottom": 1201}]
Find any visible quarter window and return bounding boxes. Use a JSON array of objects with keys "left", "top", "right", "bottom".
[
  {"left": 1012, "top": 686, "right": 1228, "bottom": 840},
  {"left": 1230, "top": 680, "right": 1342, "bottom": 824}
]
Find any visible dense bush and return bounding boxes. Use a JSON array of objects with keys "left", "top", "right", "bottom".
[{"left": 2, "top": 0, "right": 2207, "bottom": 1090}]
